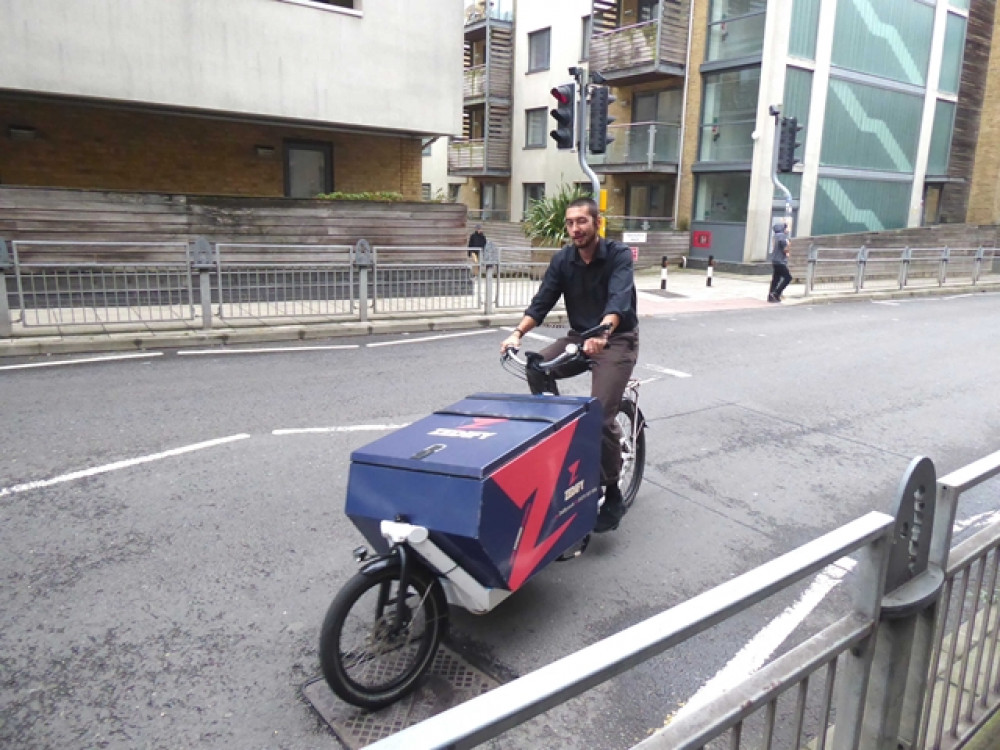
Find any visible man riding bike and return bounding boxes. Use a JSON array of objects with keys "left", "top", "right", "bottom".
[{"left": 500, "top": 197, "right": 639, "bottom": 533}]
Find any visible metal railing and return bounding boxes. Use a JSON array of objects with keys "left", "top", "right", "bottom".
[
  {"left": 0, "top": 238, "right": 545, "bottom": 333},
  {"left": 363, "top": 450, "right": 1000, "bottom": 750},
  {"left": 805, "top": 245, "right": 998, "bottom": 296},
  {"left": 587, "top": 121, "right": 680, "bottom": 169}
]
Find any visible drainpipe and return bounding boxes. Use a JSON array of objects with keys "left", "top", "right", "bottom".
[{"left": 672, "top": 0, "right": 696, "bottom": 227}]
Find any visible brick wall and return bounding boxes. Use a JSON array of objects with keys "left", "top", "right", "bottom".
[
  {"left": 0, "top": 95, "right": 423, "bottom": 200},
  {"left": 967, "top": 1, "right": 1000, "bottom": 224}
]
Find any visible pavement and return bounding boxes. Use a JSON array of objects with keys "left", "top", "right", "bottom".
[{"left": 2, "top": 268, "right": 998, "bottom": 358}]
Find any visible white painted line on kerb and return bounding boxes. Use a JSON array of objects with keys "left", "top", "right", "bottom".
[
  {"left": 178, "top": 344, "right": 359, "bottom": 356},
  {"left": 0, "top": 352, "right": 164, "bottom": 371},
  {"left": 640, "top": 362, "right": 692, "bottom": 378},
  {"left": 366, "top": 329, "right": 497, "bottom": 348},
  {"left": 0, "top": 434, "right": 251, "bottom": 499},
  {"left": 273, "top": 424, "right": 411, "bottom": 436}
]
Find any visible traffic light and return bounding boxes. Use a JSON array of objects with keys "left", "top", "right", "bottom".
[
  {"left": 549, "top": 83, "right": 576, "bottom": 150},
  {"left": 777, "top": 116, "right": 803, "bottom": 172},
  {"left": 588, "top": 85, "right": 616, "bottom": 154}
]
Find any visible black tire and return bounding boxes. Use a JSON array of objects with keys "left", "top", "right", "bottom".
[
  {"left": 319, "top": 562, "right": 447, "bottom": 710},
  {"left": 616, "top": 399, "right": 645, "bottom": 510}
]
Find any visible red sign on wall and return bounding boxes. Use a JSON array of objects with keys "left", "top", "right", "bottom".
[
  {"left": 630, "top": 246, "right": 639, "bottom": 261},
  {"left": 692, "top": 230, "right": 712, "bottom": 248}
]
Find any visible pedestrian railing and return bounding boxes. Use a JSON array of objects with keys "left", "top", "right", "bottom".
[
  {"left": 805, "top": 245, "right": 998, "bottom": 296},
  {"left": 0, "top": 238, "right": 547, "bottom": 334},
  {"left": 362, "top": 450, "right": 1000, "bottom": 750}
]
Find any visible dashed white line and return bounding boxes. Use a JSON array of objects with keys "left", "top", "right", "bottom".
[
  {"left": 640, "top": 362, "right": 692, "bottom": 378},
  {"left": 0, "top": 434, "right": 251, "bottom": 498},
  {"left": 366, "top": 329, "right": 498, "bottom": 348},
  {"left": 0, "top": 352, "right": 164, "bottom": 371},
  {"left": 178, "top": 345, "right": 359, "bottom": 355},
  {"left": 273, "top": 424, "right": 411, "bottom": 435}
]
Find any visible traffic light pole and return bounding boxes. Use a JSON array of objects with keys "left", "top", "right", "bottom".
[
  {"left": 570, "top": 66, "right": 601, "bottom": 199},
  {"left": 769, "top": 106, "right": 794, "bottom": 228}
]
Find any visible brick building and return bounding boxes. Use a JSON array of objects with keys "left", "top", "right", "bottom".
[{"left": 0, "top": 0, "right": 463, "bottom": 201}]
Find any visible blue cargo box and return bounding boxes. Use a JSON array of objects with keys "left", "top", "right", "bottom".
[{"left": 345, "top": 393, "right": 603, "bottom": 591}]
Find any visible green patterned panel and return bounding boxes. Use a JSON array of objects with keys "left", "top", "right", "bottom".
[
  {"left": 831, "top": 0, "right": 933, "bottom": 86},
  {"left": 790, "top": 0, "right": 821, "bottom": 61},
  {"left": 939, "top": 13, "right": 966, "bottom": 94},
  {"left": 927, "top": 99, "right": 955, "bottom": 175},
  {"left": 813, "top": 177, "right": 912, "bottom": 234},
  {"left": 821, "top": 79, "right": 922, "bottom": 172}
]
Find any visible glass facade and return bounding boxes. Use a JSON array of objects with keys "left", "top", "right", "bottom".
[
  {"left": 939, "top": 13, "right": 966, "bottom": 94},
  {"left": 789, "top": 0, "right": 821, "bottom": 61},
  {"left": 813, "top": 177, "right": 912, "bottom": 234},
  {"left": 694, "top": 173, "right": 752, "bottom": 222},
  {"left": 706, "top": 11, "right": 766, "bottom": 62},
  {"left": 926, "top": 99, "right": 955, "bottom": 176},
  {"left": 700, "top": 67, "right": 760, "bottom": 162},
  {"left": 784, "top": 67, "right": 813, "bottom": 134},
  {"left": 822, "top": 78, "right": 922, "bottom": 172},
  {"left": 831, "top": 0, "right": 933, "bottom": 86}
]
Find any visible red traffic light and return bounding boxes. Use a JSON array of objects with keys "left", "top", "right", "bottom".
[{"left": 551, "top": 85, "right": 573, "bottom": 105}]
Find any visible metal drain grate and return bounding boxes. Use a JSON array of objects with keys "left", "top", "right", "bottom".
[{"left": 302, "top": 644, "right": 501, "bottom": 748}]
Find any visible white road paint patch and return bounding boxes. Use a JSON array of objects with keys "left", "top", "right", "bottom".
[
  {"left": 0, "top": 434, "right": 251, "bottom": 498},
  {"left": 639, "top": 362, "right": 692, "bottom": 378},
  {"left": 501, "top": 327, "right": 555, "bottom": 343},
  {"left": 273, "top": 424, "right": 411, "bottom": 436},
  {"left": 367, "top": 329, "right": 496, "bottom": 348},
  {"left": 0, "top": 352, "right": 164, "bottom": 371},
  {"left": 178, "top": 345, "right": 359, "bottom": 356}
]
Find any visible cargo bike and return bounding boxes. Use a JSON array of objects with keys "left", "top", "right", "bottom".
[{"left": 318, "top": 326, "right": 646, "bottom": 709}]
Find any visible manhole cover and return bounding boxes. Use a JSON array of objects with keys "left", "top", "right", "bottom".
[{"left": 302, "top": 643, "right": 502, "bottom": 748}]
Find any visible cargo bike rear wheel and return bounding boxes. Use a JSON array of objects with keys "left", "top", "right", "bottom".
[{"left": 319, "top": 560, "right": 448, "bottom": 710}]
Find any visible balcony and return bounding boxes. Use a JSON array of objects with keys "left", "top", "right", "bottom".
[
  {"left": 464, "top": 65, "right": 486, "bottom": 100},
  {"left": 589, "top": 0, "right": 691, "bottom": 84},
  {"left": 589, "top": 122, "right": 681, "bottom": 173},
  {"left": 448, "top": 136, "right": 510, "bottom": 176}
]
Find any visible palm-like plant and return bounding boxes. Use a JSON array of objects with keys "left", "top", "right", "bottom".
[{"left": 522, "top": 184, "right": 591, "bottom": 247}]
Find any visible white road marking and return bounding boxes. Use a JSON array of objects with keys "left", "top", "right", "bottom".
[
  {"left": 639, "top": 362, "right": 692, "bottom": 378},
  {"left": 178, "top": 345, "right": 358, "bottom": 356},
  {"left": 273, "top": 424, "right": 411, "bottom": 436},
  {"left": 0, "top": 434, "right": 251, "bottom": 498},
  {"left": 676, "top": 508, "right": 1000, "bottom": 722},
  {"left": 0, "top": 352, "right": 163, "bottom": 371},
  {"left": 501, "top": 327, "right": 556, "bottom": 343},
  {"left": 367, "top": 329, "right": 497, "bottom": 347}
]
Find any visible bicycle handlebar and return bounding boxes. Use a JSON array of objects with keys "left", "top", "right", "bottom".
[{"left": 501, "top": 324, "right": 611, "bottom": 377}]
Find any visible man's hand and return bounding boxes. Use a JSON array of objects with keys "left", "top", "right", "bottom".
[
  {"left": 500, "top": 331, "right": 522, "bottom": 354},
  {"left": 582, "top": 332, "right": 609, "bottom": 356}
]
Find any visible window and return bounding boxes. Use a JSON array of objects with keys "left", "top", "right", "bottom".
[
  {"left": 706, "top": 0, "right": 767, "bottom": 62},
  {"left": 927, "top": 99, "right": 956, "bottom": 175},
  {"left": 422, "top": 183, "right": 432, "bottom": 201},
  {"left": 421, "top": 140, "right": 434, "bottom": 157},
  {"left": 831, "top": 0, "right": 933, "bottom": 87},
  {"left": 575, "top": 182, "right": 594, "bottom": 197},
  {"left": 789, "top": 0, "right": 821, "bottom": 61},
  {"left": 448, "top": 184, "right": 461, "bottom": 202},
  {"left": 813, "top": 176, "right": 911, "bottom": 234},
  {"left": 523, "top": 183, "right": 545, "bottom": 212},
  {"left": 699, "top": 67, "right": 760, "bottom": 162},
  {"left": 284, "top": 141, "right": 333, "bottom": 198},
  {"left": 694, "top": 172, "right": 751, "bottom": 222},
  {"left": 638, "top": 0, "right": 660, "bottom": 23},
  {"left": 939, "top": 13, "right": 966, "bottom": 94},
  {"left": 525, "top": 108, "right": 548, "bottom": 148},
  {"left": 528, "top": 28, "right": 551, "bottom": 73},
  {"left": 581, "top": 16, "right": 592, "bottom": 61}
]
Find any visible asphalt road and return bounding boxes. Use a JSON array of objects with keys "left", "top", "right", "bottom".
[{"left": 2, "top": 292, "right": 1000, "bottom": 749}]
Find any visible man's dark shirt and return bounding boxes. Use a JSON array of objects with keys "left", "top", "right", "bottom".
[
  {"left": 524, "top": 238, "right": 638, "bottom": 334},
  {"left": 468, "top": 231, "right": 487, "bottom": 248}
]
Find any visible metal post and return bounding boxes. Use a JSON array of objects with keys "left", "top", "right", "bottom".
[
  {"left": 0, "top": 238, "right": 12, "bottom": 337},
  {"left": 483, "top": 241, "right": 499, "bottom": 316},
  {"left": 572, "top": 66, "right": 601, "bottom": 200},
  {"left": 647, "top": 123, "right": 656, "bottom": 170},
  {"left": 188, "top": 236, "right": 216, "bottom": 330},
  {"left": 353, "top": 239, "right": 373, "bottom": 323},
  {"left": 900, "top": 247, "right": 912, "bottom": 289},
  {"left": 806, "top": 243, "right": 817, "bottom": 296},
  {"left": 857, "top": 457, "right": 942, "bottom": 749},
  {"left": 939, "top": 246, "right": 950, "bottom": 286},
  {"left": 973, "top": 246, "right": 984, "bottom": 285}
]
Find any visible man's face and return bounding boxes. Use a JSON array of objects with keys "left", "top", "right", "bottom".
[{"left": 565, "top": 206, "right": 598, "bottom": 249}]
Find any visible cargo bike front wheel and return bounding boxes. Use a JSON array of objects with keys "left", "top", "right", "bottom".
[{"left": 319, "top": 558, "right": 448, "bottom": 710}]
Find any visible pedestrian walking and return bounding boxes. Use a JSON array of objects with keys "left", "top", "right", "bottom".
[{"left": 768, "top": 222, "right": 792, "bottom": 302}]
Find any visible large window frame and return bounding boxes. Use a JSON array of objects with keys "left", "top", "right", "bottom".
[{"left": 525, "top": 108, "right": 548, "bottom": 149}]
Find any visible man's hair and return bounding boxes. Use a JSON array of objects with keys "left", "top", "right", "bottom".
[{"left": 567, "top": 197, "right": 600, "bottom": 221}]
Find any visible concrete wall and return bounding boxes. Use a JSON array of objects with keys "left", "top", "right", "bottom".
[{"left": 0, "top": 0, "right": 464, "bottom": 137}]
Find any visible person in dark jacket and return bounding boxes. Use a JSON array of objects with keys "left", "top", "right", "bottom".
[
  {"left": 500, "top": 197, "right": 639, "bottom": 533},
  {"left": 768, "top": 222, "right": 792, "bottom": 302},
  {"left": 467, "top": 224, "right": 487, "bottom": 263}
]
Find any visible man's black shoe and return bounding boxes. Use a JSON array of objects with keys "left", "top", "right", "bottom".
[{"left": 594, "top": 485, "right": 625, "bottom": 533}]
